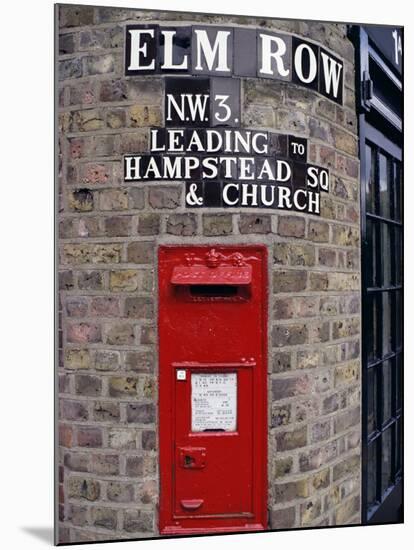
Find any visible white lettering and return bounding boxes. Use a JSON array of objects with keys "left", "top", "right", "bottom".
[
  {"left": 166, "top": 94, "right": 185, "bottom": 121},
  {"left": 239, "top": 157, "right": 255, "bottom": 180},
  {"left": 163, "top": 156, "right": 182, "bottom": 179},
  {"left": 150, "top": 129, "right": 165, "bottom": 152},
  {"left": 308, "top": 191, "right": 320, "bottom": 214},
  {"left": 184, "top": 157, "right": 199, "bottom": 179},
  {"left": 202, "top": 157, "right": 218, "bottom": 179},
  {"left": 257, "top": 159, "right": 274, "bottom": 181},
  {"left": 277, "top": 186, "right": 292, "bottom": 209},
  {"left": 166, "top": 94, "right": 209, "bottom": 122},
  {"left": 144, "top": 157, "right": 161, "bottom": 179},
  {"left": 293, "top": 189, "right": 308, "bottom": 211},
  {"left": 292, "top": 142, "right": 305, "bottom": 155},
  {"left": 168, "top": 129, "right": 184, "bottom": 152},
  {"left": 276, "top": 160, "right": 291, "bottom": 182},
  {"left": 261, "top": 184, "right": 276, "bottom": 206},
  {"left": 125, "top": 156, "right": 141, "bottom": 180},
  {"left": 259, "top": 34, "right": 290, "bottom": 77},
  {"left": 319, "top": 169, "right": 329, "bottom": 191},
  {"left": 320, "top": 52, "right": 343, "bottom": 98},
  {"left": 187, "top": 131, "right": 204, "bottom": 151},
  {"left": 223, "top": 183, "right": 239, "bottom": 206},
  {"left": 128, "top": 29, "right": 155, "bottom": 71},
  {"left": 294, "top": 43, "right": 317, "bottom": 84},
  {"left": 206, "top": 130, "right": 222, "bottom": 153},
  {"left": 161, "top": 30, "right": 188, "bottom": 70},
  {"left": 195, "top": 30, "right": 231, "bottom": 72},
  {"left": 241, "top": 184, "right": 258, "bottom": 206},
  {"left": 187, "top": 94, "right": 209, "bottom": 121},
  {"left": 306, "top": 166, "right": 319, "bottom": 188},
  {"left": 252, "top": 132, "right": 268, "bottom": 154},
  {"left": 221, "top": 157, "right": 237, "bottom": 178}
]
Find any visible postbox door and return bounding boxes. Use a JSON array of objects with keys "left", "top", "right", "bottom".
[
  {"left": 159, "top": 245, "right": 267, "bottom": 534},
  {"left": 173, "top": 364, "right": 254, "bottom": 518}
]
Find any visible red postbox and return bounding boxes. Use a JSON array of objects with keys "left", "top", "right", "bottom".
[{"left": 158, "top": 245, "right": 268, "bottom": 535}]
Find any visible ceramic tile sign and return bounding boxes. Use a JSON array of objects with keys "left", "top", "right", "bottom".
[
  {"left": 165, "top": 77, "right": 210, "bottom": 127},
  {"left": 125, "top": 25, "right": 344, "bottom": 103},
  {"left": 164, "top": 77, "right": 241, "bottom": 127},
  {"left": 123, "top": 24, "right": 337, "bottom": 214},
  {"left": 124, "top": 121, "right": 329, "bottom": 212}
]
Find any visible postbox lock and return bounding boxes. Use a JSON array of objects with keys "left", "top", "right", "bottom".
[{"left": 178, "top": 447, "right": 206, "bottom": 469}]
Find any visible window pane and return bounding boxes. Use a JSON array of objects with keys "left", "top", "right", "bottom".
[
  {"left": 395, "top": 291, "right": 402, "bottom": 351},
  {"left": 394, "top": 163, "right": 402, "bottom": 221},
  {"left": 396, "top": 354, "right": 402, "bottom": 412},
  {"left": 395, "top": 419, "right": 402, "bottom": 476},
  {"left": 366, "top": 219, "right": 378, "bottom": 287},
  {"left": 381, "top": 428, "right": 393, "bottom": 495},
  {"left": 381, "top": 224, "right": 392, "bottom": 286},
  {"left": 382, "top": 360, "right": 392, "bottom": 425},
  {"left": 382, "top": 292, "right": 392, "bottom": 356},
  {"left": 379, "top": 153, "right": 391, "bottom": 219},
  {"left": 366, "top": 144, "right": 376, "bottom": 214},
  {"left": 367, "top": 440, "right": 378, "bottom": 509},
  {"left": 368, "top": 294, "right": 379, "bottom": 362},
  {"left": 394, "top": 228, "right": 402, "bottom": 285},
  {"left": 367, "top": 367, "right": 378, "bottom": 435}
]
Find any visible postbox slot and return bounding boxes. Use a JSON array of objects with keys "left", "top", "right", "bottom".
[{"left": 190, "top": 284, "right": 238, "bottom": 298}]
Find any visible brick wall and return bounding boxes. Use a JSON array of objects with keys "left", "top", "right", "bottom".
[{"left": 57, "top": 4, "right": 361, "bottom": 543}]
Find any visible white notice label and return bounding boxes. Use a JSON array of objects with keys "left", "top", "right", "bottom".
[{"left": 191, "top": 372, "right": 237, "bottom": 432}]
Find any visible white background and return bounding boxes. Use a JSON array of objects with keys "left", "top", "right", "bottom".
[{"left": 0, "top": 0, "right": 411, "bottom": 548}]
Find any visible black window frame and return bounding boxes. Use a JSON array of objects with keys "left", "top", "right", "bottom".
[{"left": 350, "top": 24, "right": 404, "bottom": 525}]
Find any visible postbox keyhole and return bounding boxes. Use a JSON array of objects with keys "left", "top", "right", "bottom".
[{"left": 184, "top": 455, "right": 194, "bottom": 466}]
